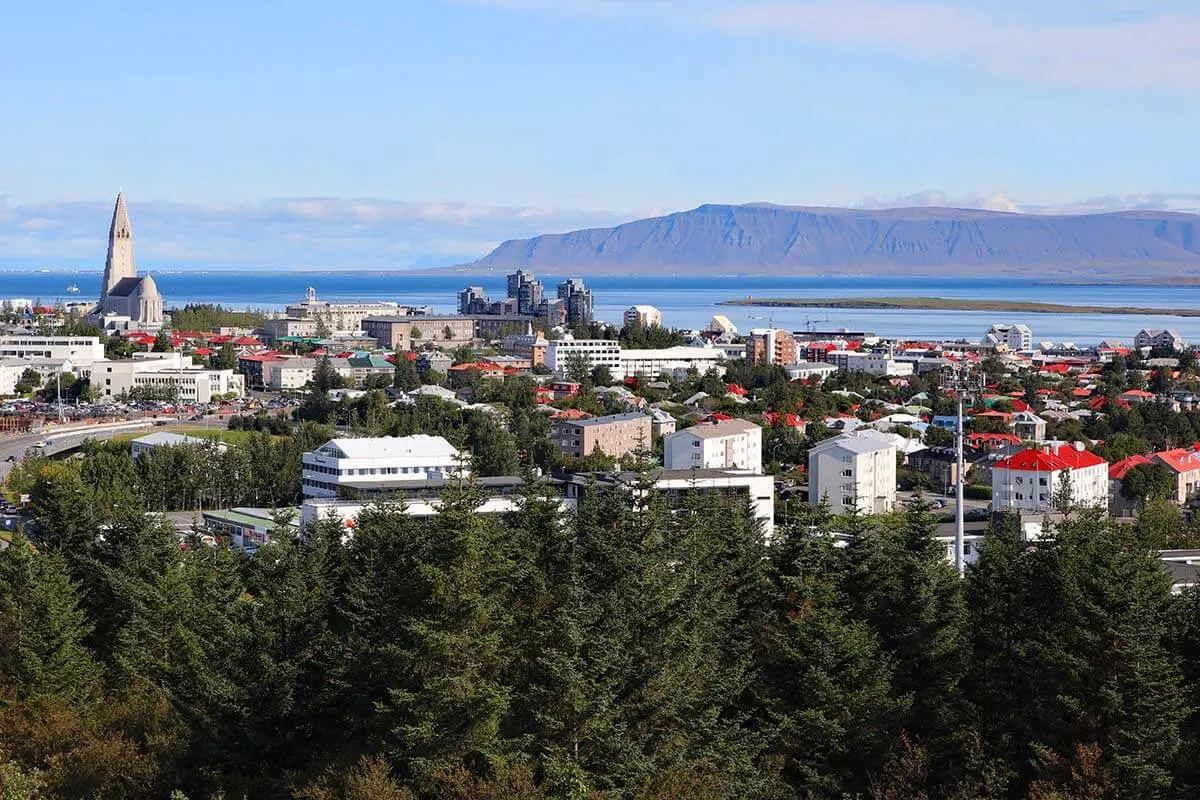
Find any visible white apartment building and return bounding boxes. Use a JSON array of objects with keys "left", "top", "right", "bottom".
[
  {"left": 618, "top": 346, "right": 725, "bottom": 381},
  {"left": 0, "top": 335, "right": 105, "bottom": 366},
  {"left": 984, "top": 323, "right": 1034, "bottom": 351},
  {"left": 0, "top": 361, "right": 28, "bottom": 395},
  {"left": 785, "top": 361, "right": 839, "bottom": 381},
  {"left": 664, "top": 418, "right": 763, "bottom": 473},
  {"left": 262, "top": 357, "right": 355, "bottom": 391},
  {"left": 991, "top": 443, "right": 1108, "bottom": 513},
  {"left": 807, "top": 434, "right": 897, "bottom": 515},
  {"left": 546, "top": 338, "right": 621, "bottom": 378},
  {"left": 828, "top": 350, "right": 915, "bottom": 377},
  {"left": 301, "top": 435, "right": 466, "bottom": 499},
  {"left": 82, "top": 353, "right": 244, "bottom": 403},
  {"left": 623, "top": 305, "right": 662, "bottom": 328}
]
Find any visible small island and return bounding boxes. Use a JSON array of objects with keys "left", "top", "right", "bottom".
[{"left": 721, "top": 296, "right": 1200, "bottom": 317}]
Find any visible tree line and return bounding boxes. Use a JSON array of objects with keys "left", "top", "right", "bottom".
[{"left": 1, "top": 476, "right": 1197, "bottom": 799}]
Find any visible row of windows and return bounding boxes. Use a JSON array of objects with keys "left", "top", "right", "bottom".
[{"left": 305, "top": 463, "right": 436, "bottom": 477}]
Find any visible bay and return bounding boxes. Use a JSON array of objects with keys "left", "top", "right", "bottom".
[{"left": 3, "top": 269, "right": 1200, "bottom": 344}]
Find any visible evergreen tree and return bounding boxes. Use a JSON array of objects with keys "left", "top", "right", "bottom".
[
  {"left": 393, "top": 351, "right": 420, "bottom": 391},
  {"left": 762, "top": 529, "right": 903, "bottom": 798},
  {"left": 215, "top": 342, "right": 237, "bottom": 370},
  {"left": 844, "top": 496, "right": 967, "bottom": 792},
  {"left": 381, "top": 480, "right": 512, "bottom": 786},
  {"left": 0, "top": 538, "right": 100, "bottom": 705}
]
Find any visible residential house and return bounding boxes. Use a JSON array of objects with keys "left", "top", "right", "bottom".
[
  {"left": 909, "top": 445, "right": 988, "bottom": 493},
  {"left": 1109, "top": 454, "right": 1154, "bottom": 517},
  {"left": 1152, "top": 446, "right": 1200, "bottom": 505},
  {"left": 991, "top": 443, "right": 1108, "bottom": 513},
  {"left": 1011, "top": 410, "right": 1048, "bottom": 442}
]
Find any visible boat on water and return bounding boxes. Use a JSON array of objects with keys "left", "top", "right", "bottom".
[{"left": 65, "top": 283, "right": 80, "bottom": 294}]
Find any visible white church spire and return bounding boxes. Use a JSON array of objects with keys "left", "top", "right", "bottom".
[{"left": 101, "top": 191, "right": 137, "bottom": 297}]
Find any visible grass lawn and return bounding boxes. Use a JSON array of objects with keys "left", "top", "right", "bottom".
[{"left": 108, "top": 425, "right": 266, "bottom": 446}]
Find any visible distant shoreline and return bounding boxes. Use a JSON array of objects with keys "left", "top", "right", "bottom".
[{"left": 721, "top": 296, "right": 1200, "bottom": 317}]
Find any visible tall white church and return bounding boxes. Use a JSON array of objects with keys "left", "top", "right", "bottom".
[{"left": 91, "top": 192, "right": 164, "bottom": 329}]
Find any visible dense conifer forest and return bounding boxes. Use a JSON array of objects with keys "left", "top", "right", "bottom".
[{"left": 0, "top": 470, "right": 1196, "bottom": 799}]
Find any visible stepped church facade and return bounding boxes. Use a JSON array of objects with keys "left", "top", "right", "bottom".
[{"left": 91, "top": 192, "right": 165, "bottom": 329}]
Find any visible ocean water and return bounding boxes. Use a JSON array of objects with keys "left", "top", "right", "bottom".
[{"left": 3, "top": 269, "right": 1200, "bottom": 344}]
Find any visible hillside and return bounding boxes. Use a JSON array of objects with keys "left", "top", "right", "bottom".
[{"left": 466, "top": 203, "right": 1200, "bottom": 276}]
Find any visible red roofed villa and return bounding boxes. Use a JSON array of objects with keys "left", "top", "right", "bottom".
[{"left": 992, "top": 442, "right": 1109, "bottom": 513}]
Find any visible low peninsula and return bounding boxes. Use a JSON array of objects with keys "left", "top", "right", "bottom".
[{"left": 720, "top": 296, "right": 1200, "bottom": 317}]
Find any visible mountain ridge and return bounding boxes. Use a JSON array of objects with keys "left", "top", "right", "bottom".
[{"left": 465, "top": 203, "right": 1200, "bottom": 276}]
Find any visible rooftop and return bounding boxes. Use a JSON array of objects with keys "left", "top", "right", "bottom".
[
  {"left": 676, "top": 418, "right": 761, "bottom": 439},
  {"left": 565, "top": 412, "right": 649, "bottom": 428},
  {"left": 315, "top": 434, "right": 460, "bottom": 460}
]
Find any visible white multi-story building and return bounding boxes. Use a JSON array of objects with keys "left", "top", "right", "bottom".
[
  {"left": 828, "top": 350, "right": 915, "bottom": 377},
  {"left": 984, "top": 323, "right": 1033, "bottom": 352},
  {"left": 546, "top": 338, "right": 621, "bottom": 378},
  {"left": 618, "top": 346, "right": 725, "bottom": 381},
  {"left": 81, "top": 353, "right": 244, "bottom": 403},
  {"left": 808, "top": 433, "right": 897, "bottom": 515},
  {"left": 301, "top": 435, "right": 466, "bottom": 499},
  {"left": 0, "top": 335, "right": 105, "bottom": 366},
  {"left": 991, "top": 443, "right": 1108, "bottom": 513},
  {"left": 261, "top": 357, "right": 356, "bottom": 391},
  {"left": 664, "top": 418, "right": 762, "bottom": 473},
  {"left": 785, "top": 361, "right": 839, "bottom": 381},
  {"left": 623, "top": 305, "right": 662, "bottom": 328},
  {"left": 285, "top": 287, "right": 401, "bottom": 333}
]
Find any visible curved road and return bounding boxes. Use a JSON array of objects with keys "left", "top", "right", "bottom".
[{"left": 0, "top": 421, "right": 155, "bottom": 483}]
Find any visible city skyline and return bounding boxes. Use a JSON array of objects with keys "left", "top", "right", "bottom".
[{"left": 2, "top": 0, "right": 1198, "bottom": 267}]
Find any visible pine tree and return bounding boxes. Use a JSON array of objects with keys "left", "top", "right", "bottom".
[
  {"left": 0, "top": 538, "right": 101, "bottom": 705},
  {"left": 393, "top": 351, "right": 420, "bottom": 391},
  {"left": 382, "top": 480, "right": 512, "bottom": 785},
  {"left": 844, "top": 496, "right": 967, "bottom": 792},
  {"left": 763, "top": 530, "right": 903, "bottom": 798}
]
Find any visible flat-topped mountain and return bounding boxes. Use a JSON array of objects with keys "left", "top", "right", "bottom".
[{"left": 466, "top": 203, "right": 1200, "bottom": 276}]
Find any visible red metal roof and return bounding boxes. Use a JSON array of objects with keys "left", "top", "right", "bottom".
[
  {"left": 1154, "top": 447, "right": 1200, "bottom": 474},
  {"left": 1109, "top": 454, "right": 1152, "bottom": 480},
  {"left": 996, "top": 444, "right": 1107, "bottom": 472}
]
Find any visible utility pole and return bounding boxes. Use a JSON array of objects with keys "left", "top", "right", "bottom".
[{"left": 941, "top": 365, "right": 984, "bottom": 576}]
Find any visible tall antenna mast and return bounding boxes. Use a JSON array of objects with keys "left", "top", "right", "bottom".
[{"left": 940, "top": 364, "right": 986, "bottom": 576}]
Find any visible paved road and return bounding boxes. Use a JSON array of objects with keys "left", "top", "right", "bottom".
[{"left": 0, "top": 421, "right": 154, "bottom": 483}]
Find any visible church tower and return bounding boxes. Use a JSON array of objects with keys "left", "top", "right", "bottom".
[{"left": 101, "top": 191, "right": 137, "bottom": 298}]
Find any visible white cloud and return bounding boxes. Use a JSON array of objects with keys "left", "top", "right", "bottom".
[
  {"left": 449, "top": 0, "right": 1200, "bottom": 90},
  {"left": 0, "top": 196, "right": 642, "bottom": 269},
  {"left": 856, "top": 190, "right": 1200, "bottom": 214}
]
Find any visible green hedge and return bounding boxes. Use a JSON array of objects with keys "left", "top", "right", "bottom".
[{"left": 964, "top": 484, "right": 992, "bottom": 500}]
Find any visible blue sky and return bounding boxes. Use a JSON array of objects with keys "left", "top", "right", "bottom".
[{"left": 1, "top": 0, "right": 1198, "bottom": 267}]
